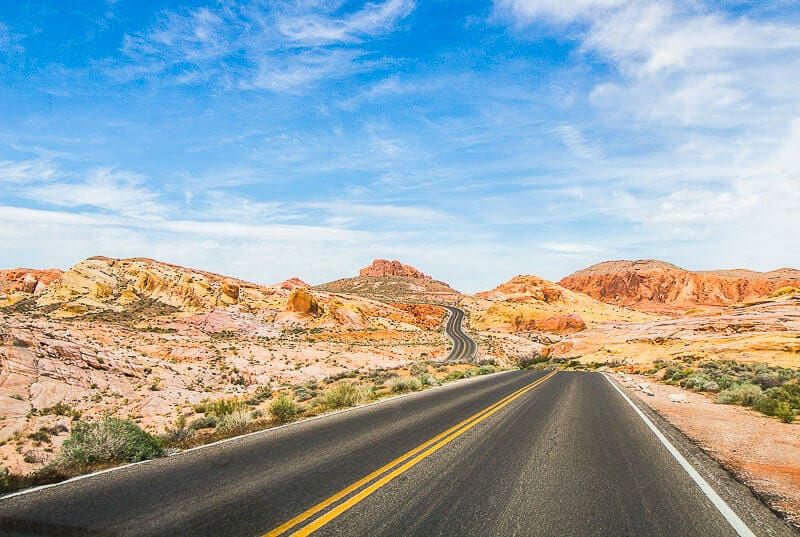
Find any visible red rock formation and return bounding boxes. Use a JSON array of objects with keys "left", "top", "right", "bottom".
[
  {"left": 559, "top": 260, "right": 800, "bottom": 314},
  {"left": 275, "top": 277, "right": 312, "bottom": 290},
  {"left": 534, "top": 314, "right": 587, "bottom": 334},
  {"left": 0, "top": 268, "right": 63, "bottom": 295},
  {"left": 358, "top": 259, "right": 431, "bottom": 279}
]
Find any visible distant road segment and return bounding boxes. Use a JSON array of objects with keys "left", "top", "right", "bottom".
[{"left": 443, "top": 306, "right": 477, "bottom": 362}]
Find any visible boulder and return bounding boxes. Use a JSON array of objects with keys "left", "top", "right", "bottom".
[{"left": 286, "top": 288, "right": 319, "bottom": 315}]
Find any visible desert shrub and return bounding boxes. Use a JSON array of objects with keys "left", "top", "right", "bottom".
[
  {"left": 204, "top": 398, "right": 247, "bottom": 417},
  {"left": 0, "top": 467, "right": 9, "bottom": 493},
  {"left": 682, "top": 373, "right": 719, "bottom": 392},
  {"left": 216, "top": 410, "right": 251, "bottom": 435},
  {"left": 753, "top": 397, "right": 780, "bottom": 417},
  {"left": 419, "top": 373, "right": 439, "bottom": 387},
  {"left": 318, "top": 382, "right": 363, "bottom": 410},
  {"left": 161, "top": 426, "right": 194, "bottom": 446},
  {"left": 55, "top": 417, "right": 162, "bottom": 470},
  {"left": 188, "top": 416, "right": 217, "bottom": 430},
  {"left": 515, "top": 353, "right": 549, "bottom": 369},
  {"left": 389, "top": 378, "right": 421, "bottom": 394},
  {"left": 775, "top": 402, "right": 795, "bottom": 423},
  {"left": 409, "top": 363, "right": 428, "bottom": 377},
  {"left": 270, "top": 395, "right": 302, "bottom": 424},
  {"left": 716, "top": 384, "right": 763, "bottom": 406},
  {"left": 753, "top": 373, "right": 784, "bottom": 390},
  {"left": 477, "top": 365, "right": 497, "bottom": 376},
  {"left": 445, "top": 370, "right": 465, "bottom": 381}
]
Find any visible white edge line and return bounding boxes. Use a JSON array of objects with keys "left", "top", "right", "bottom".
[
  {"left": 0, "top": 368, "right": 520, "bottom": 501},
  {"left": 603, "top": 373, "right": 756, "bottom": 537}
]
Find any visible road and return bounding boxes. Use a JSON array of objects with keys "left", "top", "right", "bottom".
[
  {"left": 0, "top": 371, "right": 794, "bottom": 537},
  {"left": 443, "top": 306, "right": 477, "bottom": 362}
]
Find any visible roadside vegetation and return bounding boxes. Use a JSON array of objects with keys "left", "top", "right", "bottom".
[
  {"left": 514, "top": 353, "right": 799, "bottom": 423},
  {"left": 0, "top": 358, "right": 511, "bottom": 494},
  {"left": 651, "top": 358, "right": 800, "bottom": 423}
]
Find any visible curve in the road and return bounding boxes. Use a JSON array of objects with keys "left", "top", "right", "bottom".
[{"left": 443, "top": 306, "right": 477, "bottom": 362}]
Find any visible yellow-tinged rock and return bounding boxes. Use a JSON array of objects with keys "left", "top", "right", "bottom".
[
  {"left": 119, "top": 288, "right": 139, "bottom": 305},
  {"left": 94, "top": 282, "right": 113, "bottom": 299},
  {"left": 218, "top": 280, "right": 240, "bottom": 305},
  {"left": 61, "top": 302, "right": 89, "bottom": 315},
  {"left": 286, "top": 288, "right": 319, "bottom": 315}
]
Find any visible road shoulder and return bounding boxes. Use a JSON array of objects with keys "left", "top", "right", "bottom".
[{"left": 605, "top": 373, "right": 798, "bottom": 536}]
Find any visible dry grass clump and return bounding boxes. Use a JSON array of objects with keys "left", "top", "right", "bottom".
[
  {"left": 53, "top": 417, "right": 163, "bottom": 471},
  {"left": 317, "top": 382, "right": 364, "bottom": 409}
]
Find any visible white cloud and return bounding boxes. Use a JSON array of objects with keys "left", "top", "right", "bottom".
[
  {"left": 23, "top": 168, "right": 165, "bottom": 217},
  {"left": 114, "top": 0, "right": 416, "bottom": 92},
  {"left": 540, "top": 241, "right": 604, "bottom": 254},
  {"left": 277, "top": 0, "right": 415, "bottom": 45},
  {"left": 0, "top": 159, "right": 59, "bottom": 183},
  {"left": 494, "top": 0, "right": 625, "bottom": 25},
  {"left": 553, "top": 124, "right": 602, "bottom": 159}
]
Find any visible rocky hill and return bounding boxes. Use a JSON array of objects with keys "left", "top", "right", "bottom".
[
  {"left": 359, "top": 259, "right": 432, "bottom": 279},
  {"left": 467, "top": 275, "right": 653, "bottom": 334},
  {"left": 317, "top": 259, "right": 460, "bottom": 303},
  {"left": 559, "top": 260, "right": 800, "bottom": 314},
  {"left": 0, "top": 256, "right": 463, "bottom": 474}
]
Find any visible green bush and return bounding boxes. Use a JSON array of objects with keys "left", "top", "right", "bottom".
[
  {"left": 389, "top": 378, "right": 421, "bottom": 394},
  {"left": 754, "top": 397, "right": 780, "bottom": 417},
  {"left": 419, "top": 373, "right": 439, "bottom": 387},
  {"left": 716, "top": 384, "right": 763, "bottom": 406},
  {"left": 270, "top": 395, "right": 302, "bottom": 424},
  {"left": 775, "top": 402, "right": 795, "bottom": 423},
  {"left": 318, "top": 382, "right": 363, "bottom": 409},
  {"left": 476, "top": 365, "right": 497, "bottom": 376},
  {"left": 188, "top": 416, "right": 217, "bottom": 430},
  {"left": 445, "top": 370, "right": 465, "bottom": 381},
  {"left": 55, "top": 417, "right": 162, "bottom": 470}
]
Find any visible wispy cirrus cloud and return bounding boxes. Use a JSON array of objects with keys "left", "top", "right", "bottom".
[
  {"left": 277, "top": 0, "right": 415, "bottom": 45},
  {"left": 0, "top": 159, "right": 59, "bottom": 183},
  {"left": 112, "top": 0, "right": 416, "bottom": 92},
  {"left": 21, "top": 168, "right": 165, "bottom": 218}
]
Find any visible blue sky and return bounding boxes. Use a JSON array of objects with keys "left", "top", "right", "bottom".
[{"left": 1, "top": 0, "right": 799, "bottom": 292}]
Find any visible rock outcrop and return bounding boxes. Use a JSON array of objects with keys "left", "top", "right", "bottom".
[
  {"left": 359, "top": 259, "right": 432, "bottom": 279},
  {"left": 559, "top": 260, "right": 800, "bottom": 314},
  {"left": 0, "top": 269, "right": 63, "bottom": 293},
  {"left": 274, "top": 277, "right": 312, "bottom": 290},
  {"left": 285, "top": 288, "right": 319, "bottom": 315}
]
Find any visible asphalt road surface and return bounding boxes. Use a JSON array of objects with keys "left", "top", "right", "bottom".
[
  {"left": 0, "top": 371, "right": 794, "bottom": 537},
  {"left": 443, "top": 306, "right": 477, "bottom": 362}
]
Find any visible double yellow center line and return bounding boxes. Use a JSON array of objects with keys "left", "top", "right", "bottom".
[{"left": 264, "top": 370, "right": 558, "bottom": 537}]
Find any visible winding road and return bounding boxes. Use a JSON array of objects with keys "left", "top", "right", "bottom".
[
  {"left": 0, "top": 370, "right": 794, "bottom": 537},
  {"left": 443, "top": 306, "right": 477, "bottom": 362}
]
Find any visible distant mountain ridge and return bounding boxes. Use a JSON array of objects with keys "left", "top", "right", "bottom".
[{"left": 559, "top": 259, "right": 800, "bottom": 314}]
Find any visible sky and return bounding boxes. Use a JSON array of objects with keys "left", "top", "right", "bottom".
[{"left": 1, "top": 0, "right": 799, "bottom": 293}]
